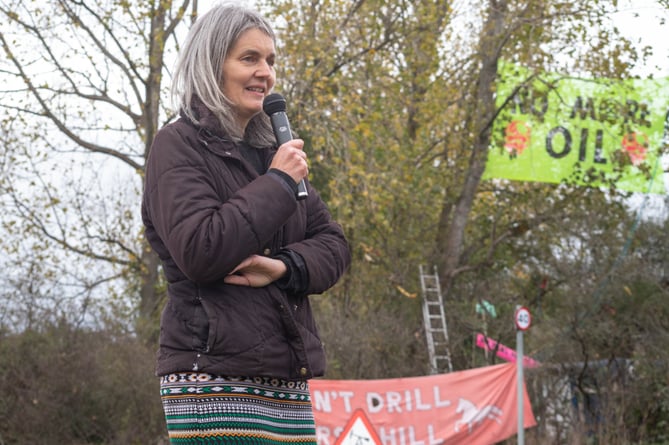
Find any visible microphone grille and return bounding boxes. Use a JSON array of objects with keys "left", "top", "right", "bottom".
[{"left": 263, "top": 93, "right": 286, "bottom": 115}]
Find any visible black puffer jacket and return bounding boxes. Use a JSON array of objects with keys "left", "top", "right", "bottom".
[{"left": 141, "top": 106, "right": 350, "bottom": 380}]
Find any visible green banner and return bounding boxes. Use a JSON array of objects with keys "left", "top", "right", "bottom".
[{"left": 484, "top": 64, "right": 668, "bottom": 194}]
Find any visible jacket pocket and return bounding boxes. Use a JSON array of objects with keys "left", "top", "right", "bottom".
[
  {"left": 199, "top": 286, "right": 271, "bottom": 355},
  {"left": 186, "top": 301, "right": 211, "bottom": 352},
  {"left": 161, "top": 296, "right": 212, "bottom": 353}
]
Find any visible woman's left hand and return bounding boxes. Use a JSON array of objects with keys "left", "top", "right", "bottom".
[{"left": 223, "top": 254, "right": 287, "bottom": 287}]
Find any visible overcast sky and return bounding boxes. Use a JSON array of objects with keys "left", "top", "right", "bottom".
[
  {"left": 198, "top": 0, "right": 669, "bottom": 74},
  {"left": 614, "top": 0, "right": 669, "bottom": 77}
]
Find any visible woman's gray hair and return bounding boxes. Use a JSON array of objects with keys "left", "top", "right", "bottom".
[{"left": 172, "top": 2, "right": 277, "bottom": 146}]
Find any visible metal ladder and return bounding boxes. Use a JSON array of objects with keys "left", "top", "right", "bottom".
[{"left": 419, "top": 265, "right": 453, "bottom": 374}]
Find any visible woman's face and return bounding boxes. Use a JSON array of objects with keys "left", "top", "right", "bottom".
[{"left": 222, "top": 28, "right": 276, "bottom": 129}]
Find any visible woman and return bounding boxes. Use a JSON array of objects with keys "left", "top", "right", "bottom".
[{"left": 141, "top": 3, "right": 351, "bottom": 444}]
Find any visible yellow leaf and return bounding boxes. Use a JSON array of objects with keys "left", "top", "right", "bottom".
[{"left": 396, "top": 285, "right": 417, "bottom": 299}]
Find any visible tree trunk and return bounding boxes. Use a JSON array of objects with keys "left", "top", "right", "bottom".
[
  {"left": 138, "top": 1, "right": 168, "bottom": 344},
  {"left": 436, "top": 0, "right": 508, "bottom": 292}
]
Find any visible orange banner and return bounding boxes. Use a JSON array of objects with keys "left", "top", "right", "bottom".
[{"left": 310, "top": 363, "right": 536, "bottom": 445}]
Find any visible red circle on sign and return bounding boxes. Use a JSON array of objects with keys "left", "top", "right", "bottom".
[{"left": 515, "top": 306, "right": 531, "bottom": 331}]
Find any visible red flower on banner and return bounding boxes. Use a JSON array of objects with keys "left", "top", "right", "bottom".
[
  {"left": 504, "top": 120, "right": 531, "bottom": 159},
  {"left": 621, "top": 132, "right": 648, "bottom": 166}
]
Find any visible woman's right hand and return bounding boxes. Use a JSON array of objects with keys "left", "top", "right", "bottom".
[
  {"left": 269, "top": 138, "right": 308, "bottom": 184},
  {"left": 223, "top": 255, "right": 287, "bottom": 287}
]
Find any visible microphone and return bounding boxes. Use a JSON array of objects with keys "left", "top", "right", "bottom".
[{"left": 263, "top": 93, "right": 308, "bottom": 200}]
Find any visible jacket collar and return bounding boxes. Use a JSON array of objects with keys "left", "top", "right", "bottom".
[{"left": 182, "top": 96, "right": 233, "bottom": 142}]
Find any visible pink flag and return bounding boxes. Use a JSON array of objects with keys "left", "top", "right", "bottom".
[{"left": 475, "top": 333, "right": 541, "bottom": 368}]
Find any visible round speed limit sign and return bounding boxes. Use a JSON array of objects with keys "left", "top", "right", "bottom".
[{"left": 515, "top": 306, "right": 531, "bottom": 331}]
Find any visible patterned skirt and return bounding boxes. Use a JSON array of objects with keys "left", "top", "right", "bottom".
[{"left": 160, "top": 373, "right": 317, "bottom": 445}]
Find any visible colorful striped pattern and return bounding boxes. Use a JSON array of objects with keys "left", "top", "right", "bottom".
[{"left": 160, "top": 373, "right": 317, "bottom": 444}]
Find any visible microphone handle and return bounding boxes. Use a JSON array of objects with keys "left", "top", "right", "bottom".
[{"left": 270, "top": 111, "right": 308, "bottom": 200}]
